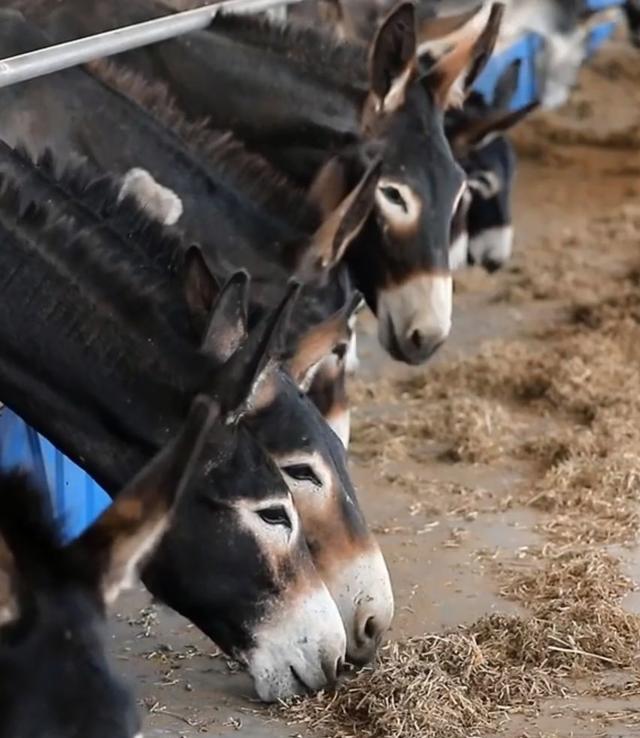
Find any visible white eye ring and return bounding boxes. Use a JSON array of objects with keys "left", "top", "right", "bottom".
[{"left": 375, "top": 180, "right": 421, "bottom": 225}]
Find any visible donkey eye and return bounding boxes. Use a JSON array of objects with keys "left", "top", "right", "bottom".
[
  {"left": 282, "top": 464, "right": 322, "bottom": 486},
  {"left": 380, "top": 185, "right": 408, "bottom": 213},
  {"left": 257, "top": 506, "right": 292, "bottom": 529}
]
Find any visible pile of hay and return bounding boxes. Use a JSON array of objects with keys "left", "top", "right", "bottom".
[{"left": 279, "top": 548, "right": 640, "bottom": 738}]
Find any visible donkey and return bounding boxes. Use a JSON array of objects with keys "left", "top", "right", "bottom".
[
  {"left": 445, "top": 60, "right": 538, "bottom": 272},
  {"left": 0, "top": 395, "right": 217, "bottom": 738},
  {"left": 11, "top": 0, "right": 504, "bottom": 364},
  {"left": 0, "top": 161, "right": 356, "bottom": 700},
  {"left": 0, "top": 137, "right": 394, "bottom": 672}
]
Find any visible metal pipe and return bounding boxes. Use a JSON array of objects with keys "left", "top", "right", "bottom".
[{"left": 0, "top": 0, "right": 300, "bottom": 88}]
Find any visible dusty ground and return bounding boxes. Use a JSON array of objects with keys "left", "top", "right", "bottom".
[{"left": 108, "top": 38, "right": 640, "bottom": 737}]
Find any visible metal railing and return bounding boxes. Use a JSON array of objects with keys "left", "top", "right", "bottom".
[{"left": 0, "top": 0, "right": 300, "bottom": 88}]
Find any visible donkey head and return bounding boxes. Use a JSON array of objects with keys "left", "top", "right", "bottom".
[
  {"left": 344, "top": 2, "right": 504, "bottom": 363},
  {"left": 446, "top": 59, "right": 538, "bottom": 272},
  {"left": 181, "top": 264, "right": 393, "bottom": 666},
  {"left": 142, "top": 281, "right": 350, "bottom": 700},
  {"left": 0, "top": 395, "right": 216, "bottom": 738}
]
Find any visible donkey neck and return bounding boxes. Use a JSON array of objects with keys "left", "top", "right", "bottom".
[{"left": 0, "top": 177, "right": 211, "bottom": 493}]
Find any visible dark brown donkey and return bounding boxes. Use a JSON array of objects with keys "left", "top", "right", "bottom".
[
  {"left": 0, "top": 396, "right": 217, "bottom": 738},
  {"left": 0, "top": 138, "right": 393, "bottom": 670},
  {"left": 13, "top": 0, "right": 504, "bottom": 364}
]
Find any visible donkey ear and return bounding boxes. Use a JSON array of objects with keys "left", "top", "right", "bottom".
[
  {"left": 201, "top": 270, "right": 250, "bottom": 363},
  {"left": 368, "top": 2, "right": 417, "bottom": 114},
  {"left": 288, "top": 291, "right": 363, "bottom": 390},
  {"left": 73, "top": 396, "right": 218, "bottom": 606},
  {"left": 299, "top": 159, "right": 381, "bottom": 281},
  {"left": 423, "top": 3, "right": 504, "bottom": 109},
  {"left": 183, "top": 245, "right": 220, "bottom": 332},
  {"left": 307, "top": 157, "right": 349, "bottom": 218},
  {"left": 417, "top": 3, "right": 484, "bottom": 47},
  {"left": 0, "top": 534, "right": 17, "bottom": 625},
  {"left": 453, "top": 100, "right": 538, "bottom": 153},
  {"left": 220, "top": 281, "right": 301, "bottom": 419},
  {"left": 492, "top": 58, "right": 522, "bottom": 110}
]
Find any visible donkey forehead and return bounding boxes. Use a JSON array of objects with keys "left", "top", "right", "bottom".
[
  {"left": 378, "top": 114, "right": 465, "bottom": 200},
  {"left": 252, "top": 372, "right": 340, "bottom": 452},
  {"left": 202, "top": 425, "right": 291, "bottom": 501}
]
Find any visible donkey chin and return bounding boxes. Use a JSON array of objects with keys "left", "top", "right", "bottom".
[
  {"left": 377, "top": 273, "right": 453, "bottom": 365},
  {"left": 245, "top": 583, "right": 347, "bottom": 702}
]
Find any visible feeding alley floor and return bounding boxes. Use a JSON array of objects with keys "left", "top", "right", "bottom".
[{"left": 107, "top": 37, "right": 640, "bottom": 738}]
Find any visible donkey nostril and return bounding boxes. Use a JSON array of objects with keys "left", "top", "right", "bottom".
[
  {"left": 483, "top": 257, "right": 503, "bottom": 274},
  {"left": 322, "top": 654, "right": 341, "bottom": 684},
  {"left": 409, "top": 328, "right": 424, "bottom": 350},
  {"left": 364, "top": 615, "right": 377, "bottom": 640}
]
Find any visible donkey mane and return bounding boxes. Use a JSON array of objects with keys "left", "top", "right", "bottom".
[
  {"left": 87, "top": 59, "right": 321, "bottom": 234},
  {"left": 21, "top": 145, "right": 186, "bottom": 275},
  {"left": 209, "top": 12, "right": 369, "bottom": 87},
  {"left": 0, "top": 165, "right": 191, "bottom": 346}
]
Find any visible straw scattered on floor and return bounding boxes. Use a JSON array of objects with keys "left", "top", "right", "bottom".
[{"left": 278, "top": 547, "right": 640, "bottom": 738}]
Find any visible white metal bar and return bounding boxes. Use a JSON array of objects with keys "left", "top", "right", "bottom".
[{"left": 0, "top": 0, "right": 300, "bottom": 88}]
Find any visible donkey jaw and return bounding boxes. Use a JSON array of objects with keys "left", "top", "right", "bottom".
[
  {"left": 247, "top": 582, "right": 346, "bottom": 702},
  {"left": 377, "top": 274, "right": 453, "bottom": 365}
]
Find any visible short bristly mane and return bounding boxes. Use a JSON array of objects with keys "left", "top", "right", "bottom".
[
  {"left": 15, "top": 144, "right": 187, "bottom": 276},
  {"left": 208, "top": 12, "right": 370, "bottom": 89},
  {"left": 87, "top": 59, "right": 321, "bottom": 235},
  {"left": 0, "top": 163, "right": 194, "bottom": 359}
]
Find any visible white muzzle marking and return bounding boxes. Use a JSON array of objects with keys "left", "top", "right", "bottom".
[
  {"left": 248, "top": 583, "right": 346, "bottom": 702},
  {"left": 327, "top": 545, "right": 394, "bottom": 663},
  {"left": 378, "top": 274, "right": 453, "bottom": 355},
  {"left": 469, "top": 224, "right": 514, "bottom": 269}
]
